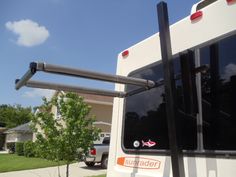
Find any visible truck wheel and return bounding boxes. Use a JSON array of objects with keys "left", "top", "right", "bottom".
[
  {"left": 85, "top": 162, "right": 95, "bottom": 167},
  {"left": 101, "top": 155, "right": 108, "bottom": 169}
]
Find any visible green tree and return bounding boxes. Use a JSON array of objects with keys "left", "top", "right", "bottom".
[
  {"left": 31, "top": 92, "right": 100, "bottom": 177},
  {"left": 0, "top": 104, "right": 33, "bottom": 128}
]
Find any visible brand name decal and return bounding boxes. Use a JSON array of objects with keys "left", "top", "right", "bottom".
[{"left": 117, "top": 157, "right": 161, "bottom": 169}]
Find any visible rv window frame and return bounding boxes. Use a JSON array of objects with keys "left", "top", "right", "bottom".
[
  {"left": 121, "top": 55, "right": 195, "bottom": 154},
  {"left": 121, "top": 60, "right": 170, "bottom": 154},
  {"left": 121, "top": 32, "right": 236, "bottom": 157}
]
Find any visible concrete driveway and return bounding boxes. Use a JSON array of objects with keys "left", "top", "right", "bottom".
[{"left": 0, "top": 162, "right": 106, "bottom": 177}]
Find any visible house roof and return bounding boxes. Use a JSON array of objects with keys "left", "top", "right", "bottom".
[{"left": 4, "top": 122, "right": 32, "bottom": 134}]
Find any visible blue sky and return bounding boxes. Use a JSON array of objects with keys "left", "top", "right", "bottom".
[{"left": 0, "top": 0, "right": 198, "bottom": 108}]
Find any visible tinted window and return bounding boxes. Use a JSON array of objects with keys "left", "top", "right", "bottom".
[
  {"left": 123, "top": 63, "right": 169, "bottom": 150},
  {"left": 123, "top": 58, "right": 197, "bottom": 151},
  {"left": 200, "top": 34, "right": 236, "bottom": 150},
  {"left": 102, "top": 137, "right": 110, "bottom": 145}
]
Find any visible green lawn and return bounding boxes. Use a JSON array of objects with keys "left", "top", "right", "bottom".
[{"left": 0, "top": 154, "right": 66, "bottom": 173}]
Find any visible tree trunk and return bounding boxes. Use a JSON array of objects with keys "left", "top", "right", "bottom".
[
  {"left": 57, "top": 161, "right": 61, "bottom": 177},
  {"left": 66, "top": 163, "right": 70, "bottom": 177}
]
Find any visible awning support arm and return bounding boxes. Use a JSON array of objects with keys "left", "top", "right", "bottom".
[
  {"left": 25, "top": 80, "right": 127, "bottom": 98},
  {"left": 15, "top": 62, "right": 157, "bottom": 98},
  {"left": 16, "top": 62, "right": 156, "bottom": 89}
]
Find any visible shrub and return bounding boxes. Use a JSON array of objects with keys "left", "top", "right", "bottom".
[
  {"left": 16, "top": 142, "right": 24, "bottom": 156},
  {"left": 6, "top": 142, "right": 15, "bottom": 153},
  {"left": 0, "top": 134, "right": 5, "bottom": 150},
  {"left": 24, "top": 141, "right": 36, "bottom": 157}
]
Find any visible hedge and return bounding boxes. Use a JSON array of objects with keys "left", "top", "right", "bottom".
[
  {"left": 0, "top": 134, "right": 5, "bottom": 150},
  {"left": 16, "top": 142, "right": 24, "bottom": 156},
  {"left": 6, "top": 142, "right": 15, "bottom": 153},
  {"left": 24, "top": 141, "right": 36, "bottom": 157}
]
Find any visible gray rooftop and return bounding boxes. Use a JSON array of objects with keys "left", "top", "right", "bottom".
[{"left": 5, "top": 122, "right": 32, "bottom": 133}]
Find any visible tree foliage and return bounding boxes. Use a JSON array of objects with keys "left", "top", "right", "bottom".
[
  {"left": 0, "top": 104, "right": 33, "bottom": 128},
  {"left": 31, "top": 92, "right": 101, "bottom": 177}
]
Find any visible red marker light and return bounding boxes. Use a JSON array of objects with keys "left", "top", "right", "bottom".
[
  {"left": 227, "top": 0, "right": 235, "bottom": 3},
  {"left": 122, "top": 50, "right": 129, "bottom": 57},
  {"left": 90, "top": 148, "right": 96, "bottom": 155},
  {"left": 190, "top": 11, "right": 203, "bottom": 21}
]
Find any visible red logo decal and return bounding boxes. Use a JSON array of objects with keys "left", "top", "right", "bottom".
[{"left": 117, "top": 156, "right": 161, "bottom": 169}]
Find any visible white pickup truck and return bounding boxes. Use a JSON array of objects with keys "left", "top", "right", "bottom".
[{"left": 83, "top": 137, "right": 110, "bottom": 169}]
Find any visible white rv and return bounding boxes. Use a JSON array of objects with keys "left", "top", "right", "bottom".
[
  {"left": 107, "top": 0, "right": 236, "bottom": 177},
  {"left": 15, "top": 0, "right": 236, "bottom": 177}
]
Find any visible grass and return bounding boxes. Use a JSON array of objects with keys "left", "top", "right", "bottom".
[{"left": 0, "top": 154, "right": 67, "bottom": 173}]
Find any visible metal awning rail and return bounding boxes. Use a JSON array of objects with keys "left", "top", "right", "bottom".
[
  {"left": 15, "top": 62, "right": 157, "bottom": 98},
  {"left": 15, "top": 62, "right": 156, "bottom": 90},
  {"left": 25, "top": 80, "right": 127, "bottom": 98}
]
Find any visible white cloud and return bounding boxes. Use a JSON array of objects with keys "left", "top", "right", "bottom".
[
  {"left": 222, "top": 63, "right": 236, "bottom": 82},
  {"left": 5, "top": 19, "right": 49, "bottom": 47},
  {"left": 23, "top": 88, "right": 55, "bottom": 100}
]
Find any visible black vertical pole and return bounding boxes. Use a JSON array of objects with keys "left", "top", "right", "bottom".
[
  {"left": 180, "top": 50, "right": 198, "bottom": 115},
  {"left": 157, "top": 2, "right": 185, "bottom": 177},
  {"left": 209, "top": 43, "right": 220, "bottom": 148}
]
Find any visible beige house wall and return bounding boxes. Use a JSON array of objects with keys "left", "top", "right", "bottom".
[
  {"left": 33, "top": 92, "right": 113, "bottom": 142},
  {"left": 89, "top": 103, "right": 112, "bottom": 132},
  {"left": 33, "top": 104, "right": 64, "bottom": 141},
  {"left": 6, "top": 132, "right": 33, "bottom": 143},
  {"left": 5, "top": 133, "right": 18, "bottom": 142},
  {"left": 32, "top": 131, "right": 37, "bottom": 142},
  {"left": 32, "top": 124, "right": 44, "bottom": 141},
  {"left": 5, "top": 132, "right": 33, "bottom": 150}
]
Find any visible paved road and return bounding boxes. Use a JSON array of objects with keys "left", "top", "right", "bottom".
[{"left": 0, "top": 162, "right": 106, "bottom": 177}]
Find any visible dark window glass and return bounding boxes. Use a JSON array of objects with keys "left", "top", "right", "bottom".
[
  {"left": 123, "top": 63, "right": 169, "bottom": 150},
  {"left": 123, "top": 58, "right": 197, "bottom": 151},
  {"left": 201, "top": 34, "right": 236, "bottom": 150},
  {"left": 176, "top": 53, "right": 197, "bottom": 150},
  {"left": 102, "top": 137, "right": 110, "bottom": 145}
]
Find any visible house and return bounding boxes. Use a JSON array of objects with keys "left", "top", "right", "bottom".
[
  {"left": 33, "top": 91, "right": 113, "bottom": 142},
  {"left": 4, "top": 122, "right": 33, "bottom": 150},
  {"left": 77, "top": 93, "right": 113, "bottom": 135}
]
